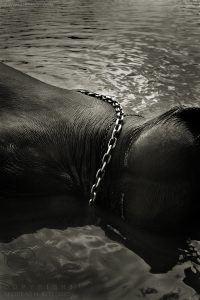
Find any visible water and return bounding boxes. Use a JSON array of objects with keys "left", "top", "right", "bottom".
[{"left": 0, "top": 0, "right": 200, "bottom": 299}]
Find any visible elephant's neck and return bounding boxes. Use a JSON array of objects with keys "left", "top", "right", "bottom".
[
  {"left": 62, "top": 91, "right": 145, "bottom": 207},
  {"left": 65, "top": 91, "right": 117, "bottom": 199},
  {"left": 94, "top": 115, "right": 145, "bottom": 216}
]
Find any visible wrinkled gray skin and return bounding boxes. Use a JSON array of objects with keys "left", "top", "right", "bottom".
[{"left": 0, "top": 62, "right": 199, "bottom": 241}]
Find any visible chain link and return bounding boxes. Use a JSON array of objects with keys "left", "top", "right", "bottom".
[
  {"left": 78, "top": 90, "right": 124, "bottom": 206},
  {"left": 78, "top": 90, "right": 200, "bottom": 275}
]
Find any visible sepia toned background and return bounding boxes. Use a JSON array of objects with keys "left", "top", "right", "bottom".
[{"left": 0, "top": 0, "right": 200, "bottom": 299}]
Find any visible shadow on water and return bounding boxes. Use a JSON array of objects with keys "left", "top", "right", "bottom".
[
  {"left": 0, "top": 194, "right": 199, "bottom": 298},
  {"left": 96, "top": 208, "right": 200, "bottom": 294},
  {"left": 0, "top": 194, "right": 185, "bottom": 272}
]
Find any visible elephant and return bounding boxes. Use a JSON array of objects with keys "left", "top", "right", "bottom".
[{"left": 0, "top": 62, "right": 199, "bottom": 272}]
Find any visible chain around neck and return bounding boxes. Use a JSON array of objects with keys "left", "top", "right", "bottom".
[
  {"left": 78, "top": 90, "right": 200, "bottom": 277},
  {"left": 78, "top": 90, "right": 125, "bottom": 218}
]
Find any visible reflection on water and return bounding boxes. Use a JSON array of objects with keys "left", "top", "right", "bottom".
[
  {"left": 0, "top": 226, "right": 198, "bottom": 300},
  {"left": 0, "top": 0, "right": 200, "bottom": 298}
]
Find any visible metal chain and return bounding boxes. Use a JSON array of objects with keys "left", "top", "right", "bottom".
[
  {"left": 78, "top": 90, "right": 200, "bottom": 276},
  {"left": 78, "top": 90, "right": 124, "bottom": 206}
]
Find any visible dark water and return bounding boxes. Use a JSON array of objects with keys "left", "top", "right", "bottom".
[{"left": 0, "top": 0, "right": 200, "bottom": 299}]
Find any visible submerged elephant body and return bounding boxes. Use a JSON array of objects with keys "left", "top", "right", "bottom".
[{"left": 0, "top": 62, "right": 199, "bottom": 240}]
